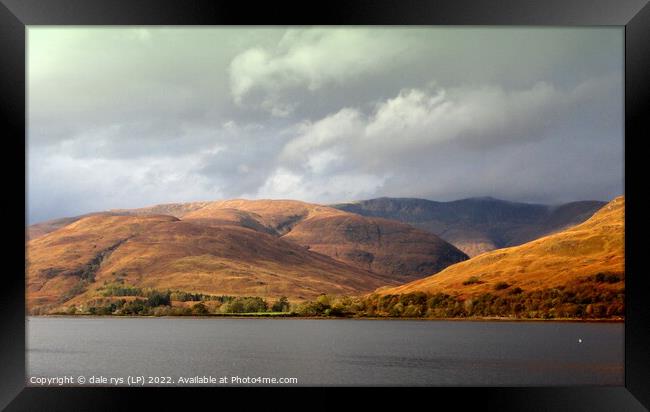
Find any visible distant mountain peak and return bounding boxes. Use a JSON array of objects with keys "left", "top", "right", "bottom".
[
  {"left": 377, "top": 197, "right": 624, "bottom": 297},
  {"left": 26, "top": 197, "right": 469, "bottom": 314},
  {"left": 332, "top": 196, "right": 608, "bottom": 257}
]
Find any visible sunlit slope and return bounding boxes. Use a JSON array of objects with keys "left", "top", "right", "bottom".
[
  {"left": 26, "top": 202, "right": 213, "bottom": 241},
  {"left": 26, "top": 213, "right": 397, "bottom": 313},
  {"left": 333, "top": 197, "right": 606, "bottom": 257},
  {"left": 26, "top": 213, "right": 102, "bottom": 241},
  {"left": 378, "top": 196, "right": 624, "bottom": 297},
  {"left": 183, "top": 199, "right": 469, "bottom": 280},
  {"left": 283, "top": 213, "right": 468, "bottom": 281},
  {"left": 26, "top": 198, "right": 469, "bottom": 314}
]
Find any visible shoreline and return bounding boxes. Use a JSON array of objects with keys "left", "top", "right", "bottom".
[{"left": 27, "top": 314, "right": 624, "bottom": 323}]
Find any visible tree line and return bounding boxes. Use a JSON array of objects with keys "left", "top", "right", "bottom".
[{"left": 54, "top": 272, "right": 623, "bottom": 319}]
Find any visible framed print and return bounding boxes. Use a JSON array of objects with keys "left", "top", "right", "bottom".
[{"left": 1, "top": 0, "right": 648, "bottom": 410}]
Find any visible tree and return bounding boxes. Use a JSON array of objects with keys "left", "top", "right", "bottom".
[
  {"left": 403, "top": 304, "right": 423, "bottom": 317},
  {"left": 316, "top": 294, "right": 331, "bottom": 307},
  {"left": 272, "top": 296, "right": 290, "bottom": 312},
  {"left": 389, "top": 302, "right": 404, "bottom": 317},
  {"left": 146, "top": 291, "right": 171, "bottom": 307},
  {"left": 192, "top": 303, "right": 209, "bottom": 315}
]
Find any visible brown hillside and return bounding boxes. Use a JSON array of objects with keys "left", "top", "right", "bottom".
[
  {"left": 27, "top": 213, "right": 103, "bottom": 241},
  {"left": 110, "top": 201, "right": 213, "bottom": 218},
  {"left": 283, "top": 214, "right": 468, "bottom": 281},
  {"left": 333, "top": 197, "right": 606, "bottom": 257},
  {"left": 26, "top": 202, "right": 213, "bottom": 240},
  {"left": 183, "top": 199, "right": 341, "bottom": 234},
  {"left": 26, "top": 213, "right": 397, "bottom": 313},
  {"left": 29, "top": 199, "right": 470, "bottom": 281},
  {"left": 378, "top": 196, "right": 624, "bottom": 297},
  {"left": 182, "top": 199, "right": 469, "bottom": 280},
  {"left": 26, "top": 199, "right": 468, "bottom": 314}
]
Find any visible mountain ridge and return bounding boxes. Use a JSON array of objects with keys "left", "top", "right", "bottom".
[
  {"left": 26, "top": 199, "right": 468, "bottom": 313},
  {"left": 332, "top": 196, "right": 607, "bottom": 256},
  {"left": 375, "top": 196, "right": 624, "bottom": 298}
]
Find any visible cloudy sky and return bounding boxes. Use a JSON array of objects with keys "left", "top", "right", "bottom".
[{"left": 27, "top": 27, "right": 624, "bottom": 223}]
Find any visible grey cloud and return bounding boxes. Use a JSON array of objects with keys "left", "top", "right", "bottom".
[
  {"left": 195, "top": 123, "right": 292, "bottom": 197},
  {"left": 228, "top": 29, "right": 414, "bottom": 113},
  {"left": 27, "top": 27, "right": 624, "bottom": 223},
  {"left": 258, "top": 75, "right": 623, "bottom": 205}
]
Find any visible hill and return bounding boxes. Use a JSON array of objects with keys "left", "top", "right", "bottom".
[
  {"left": 27, "top": 214, "right": 98, "bottom": 241},
  {"left": 26, "top": 199, "right": 468, "bottom": 313},
  {"left": 180, "top": 199, "right": 469, "bottom": 280},
  {"left": 377, "top": 196, "right": 624, "bottom": 298},
  {"left": 26, "top": 213, "right": 397, "bottom": 313},
  {"left": 333, "top": 197, "right": 606, "bottom": 256}
]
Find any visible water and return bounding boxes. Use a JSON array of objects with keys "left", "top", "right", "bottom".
[{"left": 26, "top": 317, "right": 623, "bottom": 386}]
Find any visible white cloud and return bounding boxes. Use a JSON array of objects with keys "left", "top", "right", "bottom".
[
  {"left": 229, "top": 28, "right": 411, "bottom": 115},
  {"left": 254, "top": 76, "right": 621, "bottom": 203},
  {"left": 283, "top": 77, "right": 615, "bottom": 163},
  {"left": 281, "top": 108, "right": 363, "bottom": 162},
  {"left": 27, "top": 145, "right": 224, "bottom": 223},
  {"left": 27, "top": 27, "right": 624, "bottom": 221},
  {"left": 256, "top": 167, "right": 387, "bottom": 203},
  {"left": 306, "top": 149, "right": 343, "bottom": 174},
  {"left": 363, "top": 82, "right": 568, "bottom": 153}
]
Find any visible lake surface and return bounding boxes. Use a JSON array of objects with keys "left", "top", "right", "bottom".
[{"left": 27, "top": 317, "right": 623, "bottom": 386}]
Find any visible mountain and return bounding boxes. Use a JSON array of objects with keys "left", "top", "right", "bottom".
[
  {"left": 175, "top": 199, "right": 468, "bottom": 280},
  {"left": 376, "top": 196, "right": 624, "bottom": 298},
  {"left": 26, "top": 213, "right": 397, "bottom": 313},
  {"left": 26, "top": 199, "right": 467, "bottom": 313},
  {"left": 27, "top": 214, "right": 98, "bottom": 240},
  {"left": 332, "top": 197, "right": 606, "bottom": 257},
  {"left": 26, "top": 202, "right": 212, "bottom": 241}
]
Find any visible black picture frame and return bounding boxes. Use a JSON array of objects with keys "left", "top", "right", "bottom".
[{"left": 1, "top": 0, "right": 648, "bottom": 410}]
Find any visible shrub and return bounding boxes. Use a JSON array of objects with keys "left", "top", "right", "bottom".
[
  {"left": 388, "top": 303, "right": 404, "bottom": 317},
  {"left": 220, "top": 296, "right": 268, "bottom": 313},
  {"left": 403, "top": 304, "right": 423, "bottom": 317},
  {"left": 378, "top": 295, "right": 399, "bottom": 312},
  {"left": 121, "top": 299, "right": 146, "bottom": 315},
  {"left": 146, "top": 291, "right": 171, "bottom": 307},
  {"left": 295, "top": 301, "right": 327, "bottom": 316},
  {"left": 494, "top": 281, "right": 510, "bottom": 290},
  {"left": 316, "top": 294, "right": 331, "bottom": 307},
  {"left": 145, "top": 290, "right": 172, "bottom": 308},
  {"left": 242, "top": 297, "right": 268, "bottom": 313},
  {"left": 271, "top": 296, "right": 290, "bottom": 312},
  {"left": 428, "top": 293, "right": 452, "bottom": 308},
  {"left": 327, "top": 304, "right": 346, "bottom": 317},
  {"left": 399, "top": 292, "right": 427, "bottom": 306},
  {"left": 462, "top": 276, "right": 483, "bottom": 286},
  {"left": 191, "top": 303, "right": 209, "bottom": 315}
]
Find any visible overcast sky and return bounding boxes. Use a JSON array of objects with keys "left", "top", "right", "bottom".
[{"left": 27, "top": 27, "right": 624, "bottom": 223}]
